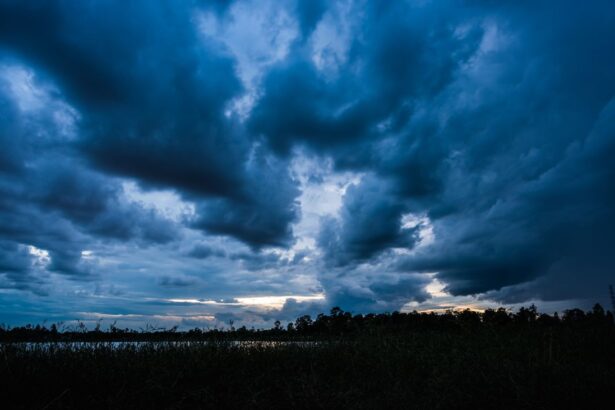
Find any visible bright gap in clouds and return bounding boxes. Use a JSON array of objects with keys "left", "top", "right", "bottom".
[
  {"left": 406, "top": 276, "right": 581, "bottom": 315},
  {"left": 28, "top": 245, "right": 50, "bottom": 267},
  {"left": 0, "top": 64, "right": 47, "bottom": 112},
  {"left": 401, "top": 213, "right": 435, "bottom": 249},
  {"left": 0, "top": 62, "right": 79, "bottom": 140},
  {"left": 122, "top": 181, "right": 195, "bottom": 222},
  {"left": 235, "top": 294, "right": 325, "bottom": 309},
  {"left": 197, "top": 0, "right": 298, "bottom": 120},
  {"left": 167, "top": 294, "right": 325, "bottom": 310},
  {"left": 291, "top": 153, "right": 363, "bottom": 252}
]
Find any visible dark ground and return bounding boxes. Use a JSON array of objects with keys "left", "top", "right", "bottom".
[{"left": 2, "top": 307, "right": 615, "bottom": 409}]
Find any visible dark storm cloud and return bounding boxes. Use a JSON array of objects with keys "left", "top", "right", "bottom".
[
  {"left": 193, "top": 150, "right": 301, "bottom": 249},
  {"left": 369, "top": 277, "right": 431, "bottom": 306},
  {"left": 228, "top": 251, "right": 294, "bottom": 272},
  {"left": 186, "top": 244, "right": 227, "bottom": 259},
  {"left": 318, "top": 175, "right": 418, "bottom": 267},
  {"left": 388, "top": 1, "right": 615, "bottom": 302},
  {"left": 158, "top": 276, "right": 198, "bottom": 288},
  {"left": 0, "top": 93, "right": 25, "bottom": 173},
  {"left": 318, "top": 273, "right": 431, "bottom": 314},
  {"left": 295, "top": 0, "right": 326, "bottom": 37},
  {"left": 0, "top": 241, "right": 41, "bottom": 293},
  {"left": 0, "top": 158, "right": 179, "bottom": 281},
  {"left": 1, "top": 0, "right": 614, "bottom": 318},
  {"left": 422, "top": 98, "right": 615, "bottom": 301},
  {"left": 249, "top": 0, "right": 482, "bottom": 156},
  {"left": 0, "top": 0, "right": 302, "bottom": 249},
  {"left": 0, "top": 0, "right": 244, "bottom": 196},
  {"left": 0, "top": 89, "right": 92, "bottom": 281},
  {"left": 28, "top": 163, "right": 179, "bottom": 244},
  {"left": 249, "top": 60, "right": 371, "bottom": 154},
  {"left": 0, "top": 54, "right": 178, "bottom": 283},
  {"left": 0, "top": 189, "right": 87, "bottom": 281},
  {"left": 250, "top": 0, "right": 615, "bottom": 305},
  {"left": 0, "top": 241, "right": 30, "bottom": 275}
]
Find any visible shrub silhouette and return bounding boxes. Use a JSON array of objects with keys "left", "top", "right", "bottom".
[
  {"left": 1, "top": 304, "right": 614, "bottom": 409},
  {"left": 1, "top": 304, "right": 612, "bottom": 343}
]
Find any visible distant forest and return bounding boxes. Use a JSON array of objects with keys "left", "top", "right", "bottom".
[
  {"left": 2, "top": 304, "right": 613, "bottom": 342},
  {"left": 3, "top": 304, "right": 615, "bottom": 409}
]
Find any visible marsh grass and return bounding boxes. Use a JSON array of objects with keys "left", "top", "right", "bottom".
[{"left": 2, "top": 325, "right": 615, "bottom": 409}]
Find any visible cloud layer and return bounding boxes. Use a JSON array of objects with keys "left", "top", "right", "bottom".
[{"left": 0, "top": 0, "right": 614, "bottom": 327}]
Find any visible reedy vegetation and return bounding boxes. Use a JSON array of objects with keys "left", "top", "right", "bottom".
[{"left": 1, "top": 305, "right": 614, "bottom": 409}]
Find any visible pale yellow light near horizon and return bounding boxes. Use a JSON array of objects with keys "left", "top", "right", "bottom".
[
  {"left": 236, "top": 295, "right": 325, "bottom": 309},
  {"left": 166, "top": 294, "right": 326, "bottom": 310}
]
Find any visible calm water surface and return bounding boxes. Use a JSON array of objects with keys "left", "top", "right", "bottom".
[{"left": 3, "top": 340, "right": 322, "bottom": 350}]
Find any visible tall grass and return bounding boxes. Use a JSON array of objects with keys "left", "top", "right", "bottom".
[{"left": 2, "top": 325, "right": 614, "bottom": 409}]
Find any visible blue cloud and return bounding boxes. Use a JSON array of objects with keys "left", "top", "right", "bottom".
[{"left": 0, "top": 0, "right": 614, "bottom": 325}]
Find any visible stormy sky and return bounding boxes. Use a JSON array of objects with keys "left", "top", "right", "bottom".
[{"left": 0, "top": 0, "right": 614, "bottom": 328}]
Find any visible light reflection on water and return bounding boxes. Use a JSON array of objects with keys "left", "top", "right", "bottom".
[{"left": 3, "top": 340, "right": 322, "bottom": 351}]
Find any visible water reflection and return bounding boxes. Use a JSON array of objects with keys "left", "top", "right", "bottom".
[{"left": 3, "top": 340, "right": 322, "bottom": 351}]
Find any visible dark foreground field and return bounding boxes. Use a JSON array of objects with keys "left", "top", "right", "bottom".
[{"left": 2, "top": 307, "right": 615, "bottom": 409}]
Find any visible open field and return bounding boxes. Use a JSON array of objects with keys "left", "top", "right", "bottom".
[{"left": 2, "top": 307, "right": 615, "bottom": 409}]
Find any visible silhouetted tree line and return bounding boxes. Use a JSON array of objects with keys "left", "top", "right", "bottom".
[{"left": 1, "top": 304, "right": 613, "bottom": 343}]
